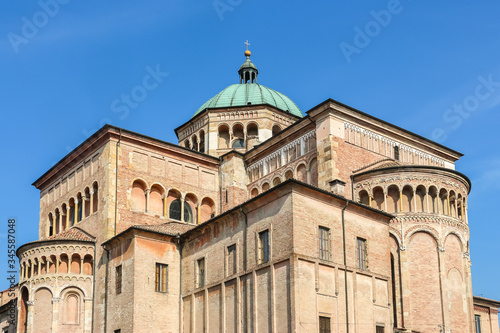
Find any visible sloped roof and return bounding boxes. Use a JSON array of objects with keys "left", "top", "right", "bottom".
[
  {"left": 132, "top": 221, "right": 196, "bottom": 236},
  {"left": 353, "top": 158, "right": 408, "bottom": 174},
  {"left": 44, "top": 227, "right": 96, "bottom": 242}
]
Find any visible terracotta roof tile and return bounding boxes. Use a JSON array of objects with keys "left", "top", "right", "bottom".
[
  {"left": 132, "top": 221, "right": 196, "bottom": 236},
  {"left": 44, "top": 227, "right": 96, "bottom": 242},
  {"left": 353, "top": 158, "right": 407, "bottom": 174}
]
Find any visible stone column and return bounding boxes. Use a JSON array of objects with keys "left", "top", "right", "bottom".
[
  {"left": 74, "top": 199, "right": 79, "bottom": 225},
  {"left": 66, "top": 209, "right": 70, "bottom": 229},
  {"left": 58, "top": 213, "right": 62, "bottom": 234},
  {"left": 163, "top": 196, "right": 168, "bottom": 217},
  {"left": 145, "top": 189, "right": 150, "bottom": 213},
  {"left": 68, "top": 256, "right": 72, "bottom": 274},
  {"left": 197, "top": 205, "right": 201, "bottom": 225},
  {"left": 80, "top": 258, "right": 84, "bottom": 274},
  {"left": 89, "top": 190, "right": 94, "bottom": 214},
  {"left": 51, "top": 297, "right": 60, "bottom": 333},
  {"left": 81, "top": 196, "right": 86, "bottom": 219},
  {"left": 180, "top": 196, "right": 185, "bottom": 222},
  {"left": 84, "top": 298, "right": 93, "bottom": 333},
  {"left": 26, "top": 300, "right": 34, "bottom": 333},
  {"left": 438, "top": 246, "right": 449, "bottom": 330}
]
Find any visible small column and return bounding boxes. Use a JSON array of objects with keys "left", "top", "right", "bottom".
[
  {"left": 145, "top": 189, "right": 150, "bottom": 213},
  {"left": 68, "top": 256, "right": 72, "bottom": 274},
  {"left": 82, "top": 196, "right": 86, "bottom": 219},
  {"left": 384, "top": 191, "right": 388, "bottom": 212},
  {"left": 425, "top": 191, "right": 430, "bottom": 213},
  {"left": 66, "top": 209, "right": 70, "bottom": 229},
  {"left": 58, "top": 214, "right": 62, "bottom": 233},
  {"left": 46, "top": 260, "right": 50, "bottom": 274},
  {"left": 30, "top": 263, "right": 34, "bottom": 279},
  {"left": 163, "top": 196, "right": 168, "bottom": 217},
  {"left": 56, "top": 258, "right": 60, "bottom": 274},
  {"left": 446, "top": 196, "right": 450, "bottom": 216},
  {"left": 37, "top": 261, "right": 41, "bottom": 276},
  {"left": 399, "top": 191, "right": 403, "bottom": 212},
  {"left": 89, "top": 190, "right": 94, "bottom": 214},
  {"left": 368, "top": 196, "right": 372, "bottom": 208},
  {"left": 80, "top": 258, "right": 84, "bottom": 274},
  {"left": 197, "top": 205, "right": 201, "bottom": 225},
  {"left": 74, "top": 199, "right": 79, "bottom": 225},
  {"left": 180, "top": 197, "right": 185, "bottom": 222}
]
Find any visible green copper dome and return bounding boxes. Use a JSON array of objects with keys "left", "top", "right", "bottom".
[
  {"left": 194, "top": 83, "right": 303, "bottom": 118},
  {"left": 193, "top": 48, "right": 302, "bottom": 118}
]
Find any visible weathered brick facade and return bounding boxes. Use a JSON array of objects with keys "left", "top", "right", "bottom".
[{"left": 13, "top": 53, "right": 499, "bottom": 333}]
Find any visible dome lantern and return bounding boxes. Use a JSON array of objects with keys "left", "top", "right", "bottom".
[{"left": 238, "top": 41, "right": 258, "bottom": 84}]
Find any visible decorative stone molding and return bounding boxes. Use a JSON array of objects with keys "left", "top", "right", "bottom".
[
  {"left": 392, "top": 215, "right": 469, "bottom": 232},
  {"left": 26, "top": 301, "right": 34, "bottom": 306},
  {"left": 248, "top": 130, "right": 316, "bottom": 179},
  {"left": 344, "top": 122, "right": 446, "bottom": 166},
  {"left": 463, "top": 252, "right": 470, "bottom": 259},
  {"left": 52, "top": 297, "right": 60, "bottom": 303},
  {"left": 399, "top": 245, "right": 407, "bottom": 251},
  {"left": 439, "top": 246, "right": 445, "bottom": 252}
]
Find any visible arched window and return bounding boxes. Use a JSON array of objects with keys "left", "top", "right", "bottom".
[
  {"left": 192, "top": 135, "right": 199, "bottom": 151},
  {"left": 131, "top": 180, "right": 147, "bottom": 212},
  {"left": 272, "top": 124, "right": 282, "bottom": 136},
  {"left": 284, "top": 170, "right": 294, "bottom": 180},
  {"left": 200, "top": 197, "right": 216, "bottom": 223},
  {"left": 77, "top": 192, "right": 83, "bottom": 222},
  {"left": 92, "top": 182, "right": 98, "bottom": 213},
  {"left": 59, "top": 254, "right": 69, "bottom": 274},
  {"left": 149, "top": 185, "right": 164, "bottom": 216},
  {"left": 48, "top": 213, "right": 54, "bottom": 236},
  {"left": 296, "top": 164, "right": 307, "bottom": 183},
  {"left": 416, "top": 186, "right": 426, "bottom": 212},
  {"left": 218, "top": 125, "right": 230, "bottom": 149},
  {"left": 65, "top": 293, "right": 79, "bottom": 324},
  {"left": 359, "top": 190, "right": 370, "bottom": 206},
  {"left": 402, "top": 186, "right": 413, "bottom": 212},
  {"left": 251, "top": 188, "right": 259, "bottom": 198},
  {"left": 84, "top": 187, "right": 91, "bottom": 218},
  {"left": 69, "top": 198, "right": 76, "bottom": 227},
  {"left": 19, "top": 288, "right": 29, "bottom": 332},
  {"left": 373, "top": 187, "right": 384, "bottom": 210},
  {"left": 273, "top": 177, "right": 281, "bottom": 187},
  {"left": 387, "top": 185, "right": 400, "bottom": 213},
  {"left": 83, "top": 255, "right": 93, "bottom": 275},
  {"left": 199, "top": 130, "right": 205, "bottom": 153},
  {"left": 232, "top": 124, "right": 244, "bottom": 148},
  {"left": 184, "top": 139, "right": 191, "bottom": 149},
  {"left": 184, "top": 203, "right": 193, "bottom": 223},
  {"left": 61, "top": 204, "right": 68, "bottom": 231},
  {"left": 71, "top": 254, "right": 81, "bottom": 274},
  {"left": 169, "top": 199, "right": 182, "bottom": 221}
]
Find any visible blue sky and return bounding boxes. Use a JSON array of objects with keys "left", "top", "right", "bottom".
[{"left": 1, "top": 0, "right": 499, "bottom": 304}]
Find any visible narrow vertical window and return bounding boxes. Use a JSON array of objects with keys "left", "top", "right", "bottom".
[
  {"left": 394, "top": 146, "right": 400, "bottom": 161},
  {"left": 227, "top": 244, "right": 237, "bottom": 276},
  {"left": 155, "top": 263, "right": 168, "bottom": 293},
  {"left": 319, "top": 316, "right": 331, "bottom": 333},
  {"left": 357, "top": 238, "right": 367, "bottom": 270},
  {"left": 258, "top": 230, "right": 270, "bottom": 264},
  {"left": 197, "top": 258, "right": 205, "bottom": 288},
  {"left": 475, "top": 314, "right": 482, "bottom": 333},
  {"left": 115, "top": 265, "right": 122, "bottom": 294},
  {"left": 376, "top": 325, "right": 385, "bottom": 333},
  {"left": 319, "top": 226, "right": 330, "bottom": 260}
]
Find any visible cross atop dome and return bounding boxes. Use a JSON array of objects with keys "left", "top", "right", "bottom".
[{"left": 239, "top": 41, "right": 258, "bottom": 83}]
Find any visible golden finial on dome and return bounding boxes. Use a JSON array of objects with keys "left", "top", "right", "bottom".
[{"left": 244, "top": 40, "right": 251, "bottom": 57}]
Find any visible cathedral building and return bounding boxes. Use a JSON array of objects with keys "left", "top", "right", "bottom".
[{"left": 11, "top": 49, "right": 500, "bottom": 333}]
